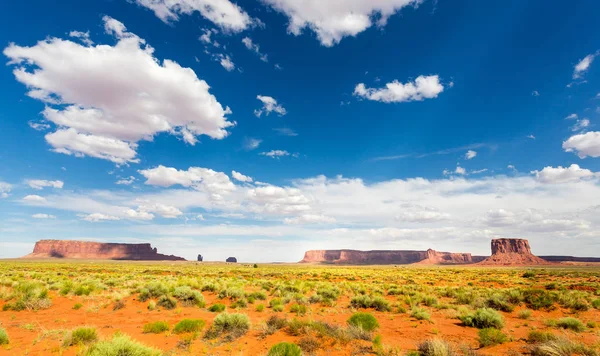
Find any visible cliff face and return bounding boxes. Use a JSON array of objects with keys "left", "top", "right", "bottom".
[
  {"left": 300, "top": 249, "right": 477, "bottom": 265},
  {"left": 479, "top": 238, "right": 548, "bottom": 265},
  {"left": 24, "top": 240, "right": 185, "bottom": 261}
]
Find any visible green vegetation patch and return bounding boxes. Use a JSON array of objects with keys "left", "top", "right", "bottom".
[
  {"left": 347, "top": 312, "right": 379, "bottom": 332},
  {"left": 267, "top": 342, "right": 303, "bottom": 356},
  {"left": 173, "top": 319, "right": 206, "bottom": 334},
  {"left": 143, "top": 321, "right": 170, "bottom": 334}
]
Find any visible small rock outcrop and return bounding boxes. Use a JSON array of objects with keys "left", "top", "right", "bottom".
[
  {"left": 478, "top": 238, "right": 549, "bottom": 265},
  {"left": 226, "top": 257, "right": 237, "bottom": 263},
  {"left": 197, "top": 254, "right": 203, "bottom": 262},
  {"left": 300, "top": 249, "right": 479, "bottom": 265},
  {"left": 24, "top": 240, "right": 185, "bottom": 261}
]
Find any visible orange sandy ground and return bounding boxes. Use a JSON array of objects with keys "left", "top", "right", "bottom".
[{"left": 0, "top": 291, "right": 598, "bottom": 356}]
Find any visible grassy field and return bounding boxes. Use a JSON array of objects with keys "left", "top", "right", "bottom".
[{"left": 0, "top": 260, "right": 598, "bottom": 355}]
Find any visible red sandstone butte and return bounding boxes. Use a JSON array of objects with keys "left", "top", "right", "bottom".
[
  {"left": 478, "top": 238, "right": 549, "bottom": 266},
  {"left": 23, "top": 240, "right": 185, "bottom": 261},
  {"left": 300, "top": 249, "right": 483, "bottom": 265}
]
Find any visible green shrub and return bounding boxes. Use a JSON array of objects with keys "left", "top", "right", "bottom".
[
  {"left": 517, "top": 309, "right": 532, "bottom": 320},
  {"left": 173, "top": 319, "right": 206, "bottom": 334},
  {"left": 530, "top": 338, "right": 598, "bottom": 356},
  {"left": 85, "top": 335, "right": 161, "bottom": 356},
  {"left": 592, "top": 299, "right": 600, "bottom": 309},
  {"left": 157, "top": 295, "right": 177, "bottom": 310},
  {"left": 290, "top": 304, "right": 307, "bottom": 316},
  {"left": 255, "top": 304, "right": 265, "bottom": 312},
  {"left": 478, "top": 328, "right": 508, "bottom": 347},
  {"left": 63, "top": 327, "right": 98, "bottom": 347},
  {"left": 523, "top": 289, "right": 555, "bottom": 310},
  {"left": 204, "top": 313, "right": 250, "bottom": 340},
  {"left": 411, "top": 307, "right": 431, "bottom": 321},
  {"left": 485, "top": 294, "right": 514, "bottom": 312},
  {"left": 371, "top": 296, "right": 392, "bottom": 312},
  {"left": 459, "top": 308, "right": 504, "bottom": 329},
  {"left": 555, "top": 317, "right": 585, "bottom": 332},
  {"left": 231, "top": 298, "right": 248, "bottom": 309},
  {"left": 522, "top": 271, "right": 536, "bottom": 278},
  {"left": 267, "top": 342, "right": 302, "bottom": 356},
  {"left": 527, "top": 331, "right": 558, "bottom": 344},
  {"left": 143, "top": 321, "right": 170, "bottom": 334},
  {"left": 172, "top": 286, "right": 205, "bottom": 307},
  {"left": 350, "top": 295, "right": 391, "bottom": 311},
  {"left": 273, "top": 304, "right": 284, "bottom": 312},
  {"left": 422, "top": 296, "right": 439, "bottom": 307},
  {"left": 147, "top": 301, "right": 156, "bottom": 311},
  {"left": 417, "top": 339, "right": 455, "bottom": 356},
  {"left": 347, "top": 312, "right": 379, "bottom": 332},
  {"left": 208, "top": 303, "right": 226, "bottom": 312},
  {"left": 0, "top": 327, "right": 9, "bottom": 345},
  {"left": 138, "top": 282, "right": 169, "bottom": 302},
  {"left": 73, "top": 303, "right": 83, "bottom": 310}
]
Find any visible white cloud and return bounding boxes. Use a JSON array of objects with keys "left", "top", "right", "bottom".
[
  {"left": 565, "top": 113, "right": 578, "bottom": 120},
  {"left": 139, "top": 165, "right": 236, "bottom": 199},
  {"left": 133, "top": 0, "right": 254, "bottom": 32},
  {"left": 216, "top": 53, "right": 235, "bottom": 71},
  {"left": 532, "top": 164, "right": 597, "bottom": 184},
  {"left": 354, "top": 75, "right": 444, "bottom": 103},
  {"left": 273, "top": 127, "right": 298, "bottom": 136},
  {"left": 26, "top": 179, "right": 64, "bottom": 190},
  {"left": 232, "top": 171, "right": 253, "bottom": 183},
  {"left": 573, "top": 53, "right": 597, "bottom": 79},
  {"left": 116, "top": 176, "right": 136, "bottom": 185},
  {"left": 68, "top": 30, "right": 93, "bottom": 46},
  {"left": 82, "top": 213, "right": 121, "bottom": 222},
  {"left": 137, "top": 203, "right": 183, "bottom": 218},
  {"left": 32, "top": 213, "right": 56, "bottom": 219},
  {"left": 532, "top": 90, "right": 540, "bottom": 96},
  {"left": 455, "top": 166, "right": 466, "bottom": 175},
  {"left": 284, "top": 214, "right": 336, "bottom": 225},
  {"left": 260, "top": 150, "right": 291, "bottom": 158},
  {"left": 507, "top": 165, "right": 517, "bottom": 172},
  {"left": 262, "top": 0, "right": 419, "bottom": 46},
  {"left": 527, "top": 134, "right": 536, "bottom": 140},
  {"left": 395, "top": 205, "right": 450, "bottom": 223},
  {"left": 241, "top": 37, "right": 268, "bottom": 62},
  {"left": 571, "top": 118, "right": 590, "bottom": 132},
  {"left": 4, "top": 16, "right": 233, "bottom": 164},
  {"left": 465, "top": 150, "right": 477, "bottom": 160},
  {"left": 0, "top": 182, "right": 12, "bottom": 198},
  {"left": 243, "top": 137, "right": 262, "bottom": 150},
  {"left": 563, "top": 131, "right": 600, "bottom": 158},
  {"left": 199, "top": 29, "right": 214, "bottom": 44},
  {"left": 247, "top": 186, "right": 311, "bottom": 215},
  {"left": 23, "top": 195, "right": 47, "bottom": 202},
  {"left": 28, "top": 121, "right": 51, "bottom": 131},
  {"left": 254, "top": 95, "right": 287, "bottom": 117}
]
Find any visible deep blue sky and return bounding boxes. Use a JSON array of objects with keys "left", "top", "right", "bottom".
[{"left": 1, "top": 0, "right": 599, "bottom": 261}]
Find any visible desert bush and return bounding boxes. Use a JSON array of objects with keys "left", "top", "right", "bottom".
[
  {"left": 518, "top": 309, "right": 532, "bottom": 319},
  {"left": 347, "top": 312, "right": 379, "bottom": 332},
  {"left": 290, "top": 303, "right": 307, "bottom": 316},
  {"left": 417, "top": 339, "right": 456, "bottom": 356},
  {"left": 256, "top": 304, "right": 265, "bottom": 312},
  {"left": 485, "top": 294, "right": 514, "bottom": 312},
  {"left": 247, "top": 291, "right": 267, "bottom": 300},
  {"left": 267, "top": 315, "right": 288, "bottom": 330},
  {"left": 298, "top": 336, "right": 321, "bottom": 353},
  {"left": 0, "top": 327, "right": 9, "bottom": 345},
  {"left": 218, "top": 287, "right": 244, "bottom": 300},
  {"left": 208, "top": 303, "right": 226, "bottom": 312},
  {"left": 422, "top": 295, "right": 439, "bottom": 307},
  {"left": 172, "top": 286, "right": 205, "bottom": 307},
  {"left": 157, "top": 295, "right": 177, "bottom": 310},
  {"left": 113, "top": 299, "right": 125, "bottom": 311},
  {"left": 173, "top": 319, "right": 206, "bottom": 334},
  {"left": 523, "top": 289, "right": 555, "bottom": 310},
  {"left": 527, "top": 331, "right": 558, "bottom": 344},
  {"left": 138, "top": 282, "right": 169, "bottom": 302},
  {"left": 529, "top": 338, "right": 598, "bottom": 356},
  {"left": 268, "top": 342, "right": 303, "bottom": 356},
  {"left": 555, "top": 317, "right": 586, "bottom": 332},
  {"left": 204, "top": 313, "right": 250, "bottom": 340},
  {"left": 459, "top": 308, "right": 504, "bottom": 329},
  {"left": 3, "top": 281, "right": 51, "bottom": 311},
  {"left": 147, "top": 301, "right": 156, "bottom": 311},
  {"left": 84, "top": 335, "right": 161, "bottom": 356},
  {"left": 231, "top": 298, "right": 248, "bottom": 309},
  {"left": 522, "top": 271, "right": 536, "bottom": 278},
  {"left": 478, "top": 328, "right": 508, "bottom": 347},
  {"left": 73, "top": 303, "right": 83, "bottom": 310},
  {"left": 346, "top": 325, "right": 373, "bottom": 341},
  {"left": 556, "top": 291, "right": 589, "bottom": 312},
  {"left": 63, "top": 327, "right": 98, "bottom": 347},
  {"left": 411, "top": 307, "right": 431, "bottom": 321},
  {"left": 592, "top": 299, "right": 600, "bottom": 309},
  {"left": 143, "top": 321, "right": 170, "bottom": 334},
  {"left": 350, "top": 295, "right": 391, "bottom": 311}
]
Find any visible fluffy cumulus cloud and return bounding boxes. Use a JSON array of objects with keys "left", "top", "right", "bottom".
[
  {"left": 254, "top": 95, "right": 287, "bottom": 117},
  {"left": 573, "top": 52, "right": 597, "bottom": 79},
  {"left": 247, "top": 186, "right": 311, "bottom": 214},
  {"left": 0, "top": 182, "right": 12, "bottom": 198},
  {"left": 354, "top": 75, "right": 444, "bottom": 103},
  {"left": 532, "top": 164, "right": 597, "bottom": 184},
  {"left": 563, "top": 131, "right": 600, "bottom": 158},
  {"left": 23, "top": 195, "right": 46, "bottom": 202},
  {"left": 137, "top": 203, "right": 183, "bottom": 218},
  {"left": 263, "top": 0, "right": 419, "bottom": 46},
  {"left": 26, "top": 179, "right": 64, "bottom": 190},
  {"left": 4, "top": 16, "right": 233, "bottom": 164},
  {"left": 133, "top": 0, "right": 254, "bottom": 32},
  {"left": 232, "top": 170, "right": 253, "bottom": 182},
  {"left": 32, "top": 213, "right": 56, "bottom": 219},
  {"left": 465, "top": 150, "right": 477, "bottom": 160}
]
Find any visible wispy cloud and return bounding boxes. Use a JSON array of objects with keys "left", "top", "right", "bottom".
[{"left": 372, "top": 143, "right": 492, "bottom": 162}]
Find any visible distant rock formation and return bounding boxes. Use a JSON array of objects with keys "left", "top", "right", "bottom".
[
  {"left": 300, "top": 249, "right": 484, "bottom": 265},
  {"left": 226, "top": 257, "right": 237, "bottom": 263},
  {"left": 24, "top": 240, "right": 185, "bottom": 261},
  {"left": 539, "top": 256, "right": 600, "bottom": 263},
  {"left": 478, "top": 238, "right": 549, "bottom": 265},
  {"left": 197, "top": 254, "right": 203, "bottom": 262}
]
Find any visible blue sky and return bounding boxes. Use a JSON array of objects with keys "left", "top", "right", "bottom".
[{"left": 1, "top": 0, "right": 600, "bottom": 261}]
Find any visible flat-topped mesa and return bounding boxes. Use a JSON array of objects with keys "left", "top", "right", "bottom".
[
  {"left": 479, "top": 238, "right": 549, "bottom": 266},
  {"left": 300, "top": 249, "right": 478, "bottom": 265},
  {"left": 24, "top": 240, "right": 185, "bottom": 261}
]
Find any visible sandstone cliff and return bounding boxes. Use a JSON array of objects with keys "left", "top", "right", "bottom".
[
  {"left": 478, "top": 238, "right": 548, "bottom": 265},
  {"left": 24, "top": 240, "right": 185, "bottom": 261},
  {"left": 300, "top": 249, "right": 480, "bottom": 265}
]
